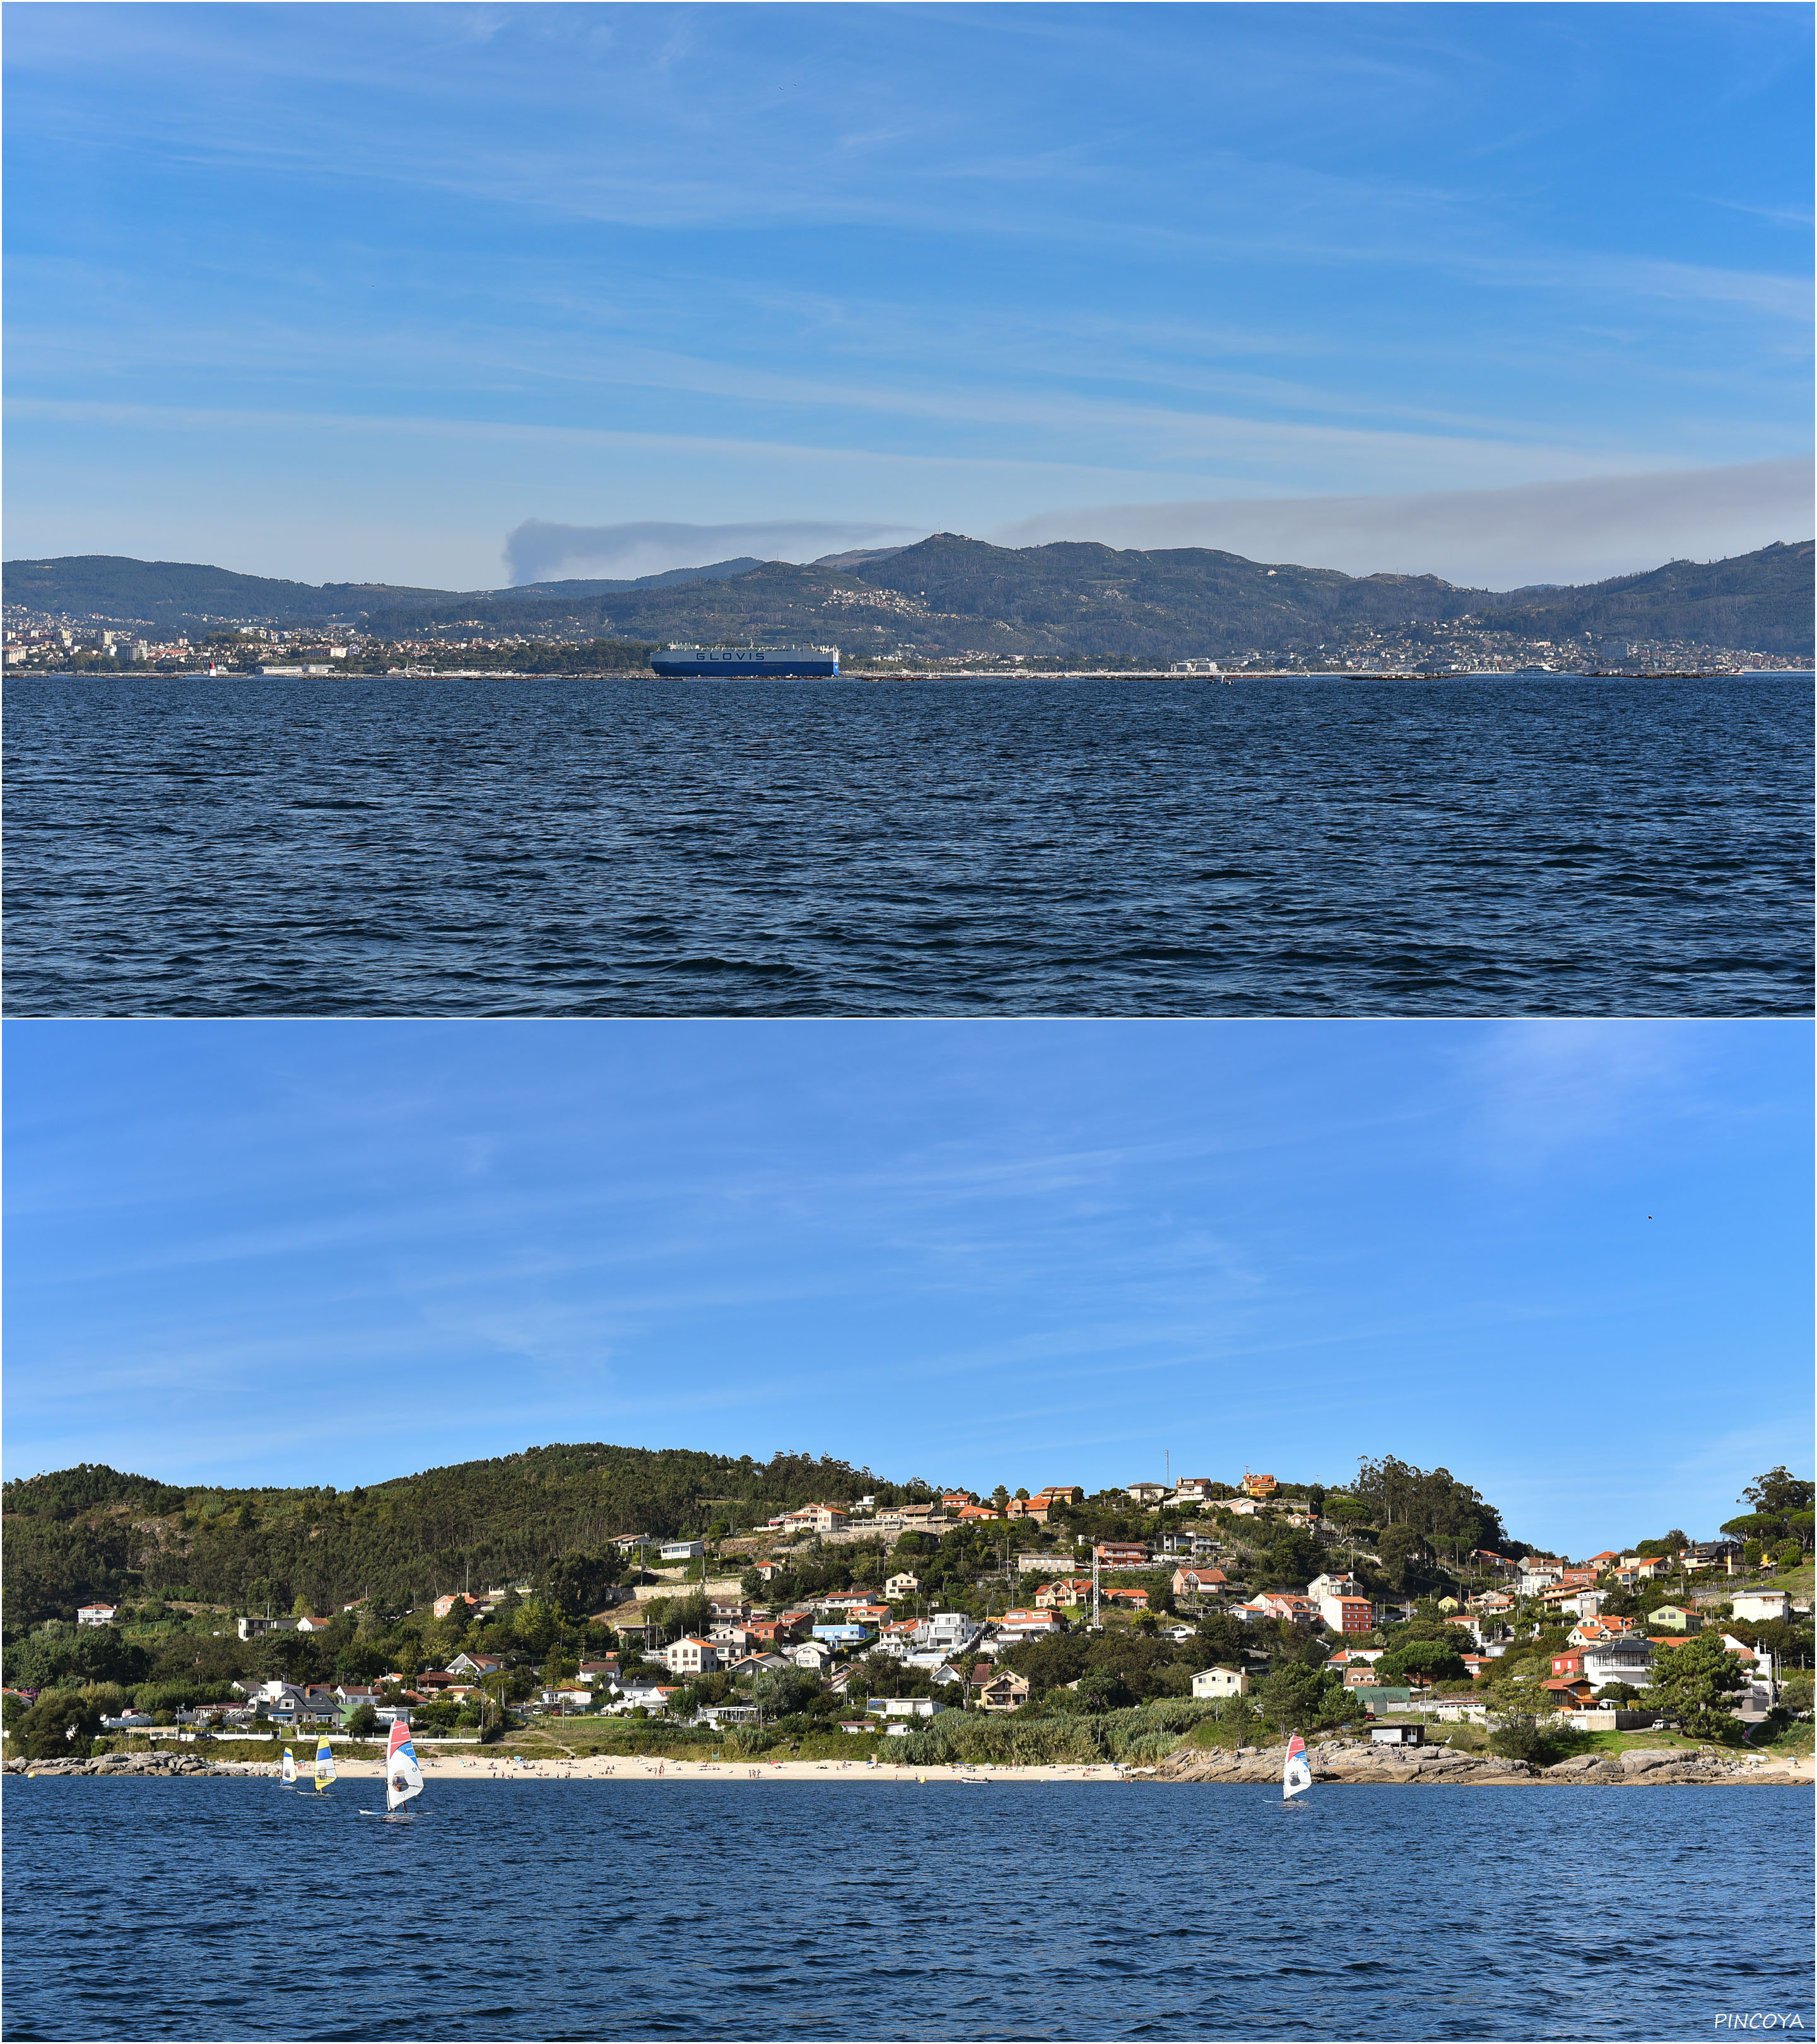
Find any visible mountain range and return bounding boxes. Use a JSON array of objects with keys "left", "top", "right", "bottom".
[{"left": 6, "top": 536, "right": 1810, "bottom": 661}]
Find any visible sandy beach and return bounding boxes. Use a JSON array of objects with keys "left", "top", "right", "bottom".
[
  {"left": 9, "top": 1741, "right": 1811, "bottom": 1787},
  {"left": 320, "top": 1753, "right": 1128, "bottom": 1783}
]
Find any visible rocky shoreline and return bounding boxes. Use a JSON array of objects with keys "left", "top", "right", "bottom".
[
  {"left": 4, "top": 1753, "right": 274, "bottom": 1779},
  {"left": 1150, "top": 1737, "right": 1816, "bottom": 1787}
]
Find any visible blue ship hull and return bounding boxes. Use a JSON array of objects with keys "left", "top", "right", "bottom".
[{"left": 652, "top": 649, "right": 839, "bottom": 677}]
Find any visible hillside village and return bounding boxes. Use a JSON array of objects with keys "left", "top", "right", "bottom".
[{"left": 7, "top": 1461, "right": 1811, "bottom": 1766}]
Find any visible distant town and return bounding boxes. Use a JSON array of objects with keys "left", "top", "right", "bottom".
[
  {"left": 7, "top": 1461, "right": 1811, "bottom": 1770},
  {"left": 6, "top": 533, "right": 1809, "bottom": 679},
  {"left": 1, "top": 609, "right": 1799, "bottom": 680}
]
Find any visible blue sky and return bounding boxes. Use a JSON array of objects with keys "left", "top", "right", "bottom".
[
  {"left": 4, "top": 1019, "right": 1807, "bottom": 1556},
  {"left": 4, "top": 3, "right": 1810, "bottom": 588}
]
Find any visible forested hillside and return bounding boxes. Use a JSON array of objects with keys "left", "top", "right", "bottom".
[
  {"left": 1, "top": 1445, "right": 930, "bottom": 1625},
  {"left": 11, "top": 536, "right": 1809, "bottom": 658},
  {"left": 1485, "top": 541, "right": 1813, "bottom": 657},
  {"left": 1, "top": 553, "right": 767, "bottom": 631}
]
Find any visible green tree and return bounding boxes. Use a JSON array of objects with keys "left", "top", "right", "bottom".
[
  {"left": 538, "top": 1548, "right": 623, "bottom": 1617},
  {"left": 1256, "top": 1660, "right": 1351, "bottom": 1736},
  {"left": 1647, "top": 1635, "right": 1748, "bottom": 1743},
  {"left": 1194, "top": 1612, "right": 1247, "bottom": 1662},
  {"left": 1742, "top": 1467, "right": 1814, "bottom": 1517},
  {"left": 343, "top": 1701, "right": 381, "bottom": 1739},
  {"left": 334, "top": 1642, "right": 389, "bottom": 1683},
  {"left": 1267, "top": 1530, "right": 1324, "bottom": 1587},
  {"left": 12, "top": 1691, "right": 103, "bottom": 1759},
  {"left": 1487, "top": 1713, "right": 1561, "bottom": 1767},
  {"left": 1376, "top": 1640, "right": 1469, "bottom": 1689},
  {"left": 511, "top": 1600, "right": 561, "bottom": 1657},
  {"left": 1375, "top": 1525, "right": 1426, "bottom": 1587}
]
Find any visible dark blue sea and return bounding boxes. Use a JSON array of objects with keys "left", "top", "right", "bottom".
[
  {"left": 3, "top": 1778, "right": 1812, "bottom": 2040},
  {"left": 4, "top": 671, "right": 1809, "bottom": 1018}
]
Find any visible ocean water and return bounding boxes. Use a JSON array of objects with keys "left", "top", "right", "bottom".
[
  {"left": 3, "top": 1778, "right": 1812, "bottom": 2040},
  {"left": 4, "top": 671, "right": 1809, "bottom": 1018}
]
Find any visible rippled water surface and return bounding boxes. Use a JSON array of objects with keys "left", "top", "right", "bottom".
[
  {"left": 5, "top": 672, "right": 1809, "bottom": 1016},
  {"left": 3, "top": 1779, "right": 1813, "bottom": 2040}
]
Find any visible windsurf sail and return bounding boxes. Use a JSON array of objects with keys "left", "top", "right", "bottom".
[
  {"left": 281, "top": 1745, "right": 297, "bottom": 1785},
  {"left": 314, "top": 1735, "right": 336, "bottom": 1793},
  {"left": 385, "top": 1718, "right": 423, "bottom": 1814},
  {"left": 1282, "top": 1732, "right": 1312, "bottom": 1801}
]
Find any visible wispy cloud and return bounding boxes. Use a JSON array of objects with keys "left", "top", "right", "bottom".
[
  {"left": 502, "top": 518, "right": 919, "bottom": 584},
  {"left": 987, "top": 460, "right": 1814, "bottom": 587}
]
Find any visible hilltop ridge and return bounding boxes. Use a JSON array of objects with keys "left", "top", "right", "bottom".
[{"left": 7, "top": 536, "right": 1809, "bottom": 663}]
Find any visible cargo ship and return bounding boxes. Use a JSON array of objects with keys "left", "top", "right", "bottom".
[{"left": 651, "top": 643, "right": 840, "bottom": 677}]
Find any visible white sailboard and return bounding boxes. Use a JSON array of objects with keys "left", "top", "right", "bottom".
[
  {"left": 384, "top": 1718, "right": 423, "bottom": 1818},
  {"left": 281, "top": 1745, "right": 297, "bottom": 1787},
  {"left": 1282, "top": 1732, "right": 1312, "bottom": 1802}
]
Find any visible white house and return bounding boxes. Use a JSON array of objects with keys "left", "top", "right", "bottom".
[
  {"left": 1172, "top": 1567, "right": 1228, "bottom": 1599},
  {"left": 613, "top": 1678, "right": 681, "bottom": 1712},
  {"left": 1581, "top": 1638, "right": 1654, "bottom": 1691},
  {"left": 992, "top": 1609, "right": 1061, "bottom": 1636},
  {"left": 788, "top": 1640, "right": 834, "bottom": 1670},
  {"left": 1191, "top": 1666, "right": 1250, "bottom": 1698},
  {"left": 1127, "top": 1482, "right": 1169, "bottom": 1504},
  {"left": 1307, "top": 1573, "right": 1360, "bottom": 1602},
  {"left": 914, "top": 1612, "right": 982, "bottom": 1656},
  {"left": 866, "top": 1696, "right": 944, "bottom": 1720},
  {"left": 1730, "top": 1589, "right": 1792, "bottom": 1623},
  {"left": 659, "top": 1540, "right": 705, "bottom": 1562},
  {"left": 76, "top": 1604, "right": 118, "bottom": 1628},
  {"left": 662, "top": 1636, "right": 720, "bottom": 1676},
  {"left": 885, "top": 1573, "right": 920, "bottom": 1600}
]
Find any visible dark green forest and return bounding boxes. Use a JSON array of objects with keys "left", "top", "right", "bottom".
[{"left": 1, "top": 1443, "right": 934, "bottom": 1625}]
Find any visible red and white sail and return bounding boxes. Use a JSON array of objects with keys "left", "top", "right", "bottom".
[
  {"left": 385, "top": 1718, "right": 423, "bottom": 1813},
  {"left": 1282, "top": 1732, "right": 1312, "bottom": 1800}
]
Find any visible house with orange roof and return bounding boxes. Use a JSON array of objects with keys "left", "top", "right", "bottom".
[
  {"left": 975, "top": 1670, "right": 1030, "bottom": 1713},
  {"left": 1172, "top": 1566, "right": 1228, "bottom": 1599},
  {"left": 994, "top": 1609, "right": 1062, "bottom": 1635},
  {"left": 1252, "top": 1592, "right": 1319, "bottom": 1629},
  {"left": 957, "top": 1502, "right": 1003, "bottom": 1521},
  {"left": 662, "top": 1636, "right": 720, "bottom": 1676},
  {"left": 1035, "top": 1578, "right": 1094, "bottom": 1609},
  {"left": 1320, "top": 1594, "right": 1375, "bottom": 1635}
]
